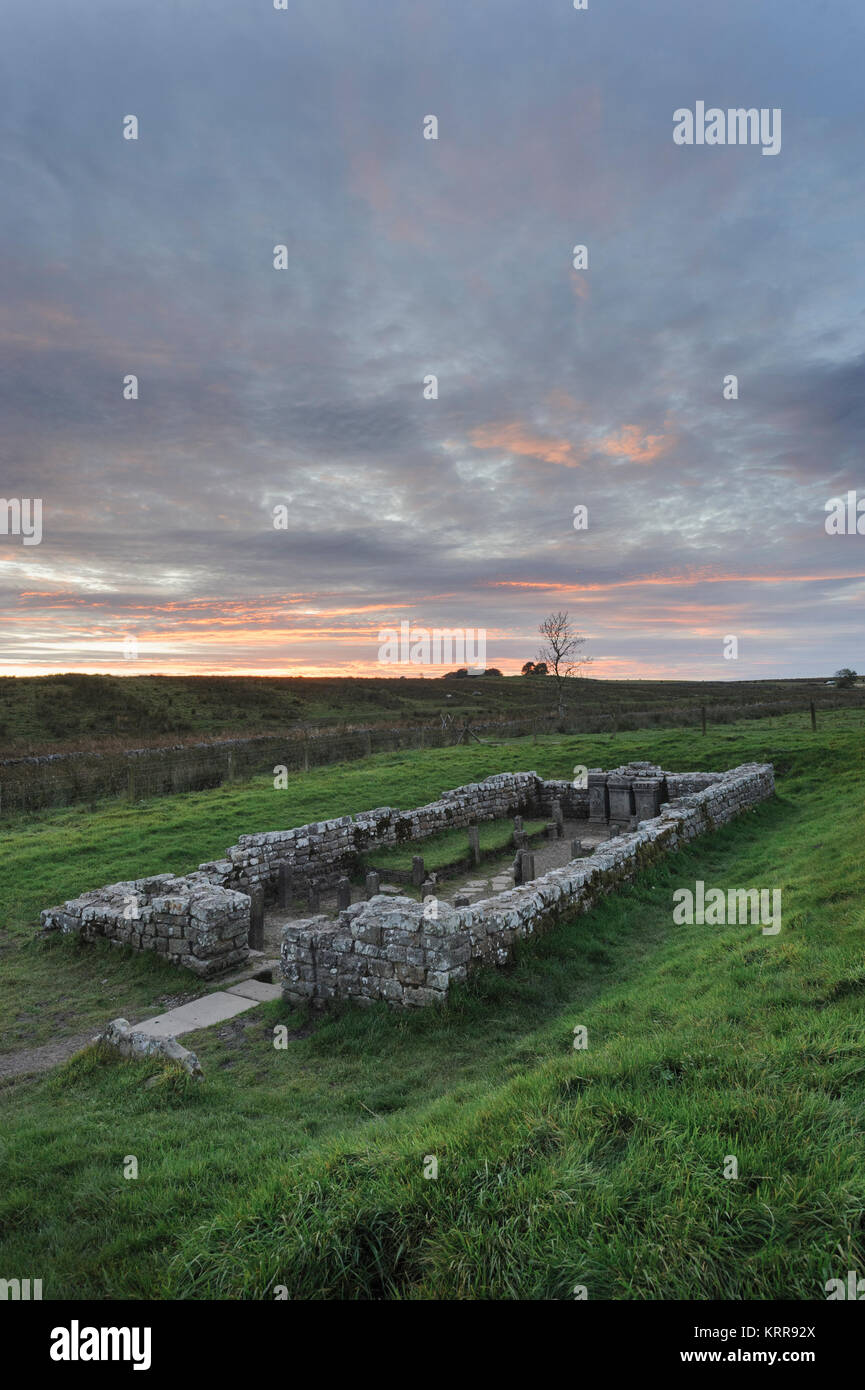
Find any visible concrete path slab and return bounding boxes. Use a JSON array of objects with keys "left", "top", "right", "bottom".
[
  {"left": 134, "top": 992, "right": 261, "bottom": 1039},
  {"left": 225, "top": 979, "right": 282, "bottom": 1002}
]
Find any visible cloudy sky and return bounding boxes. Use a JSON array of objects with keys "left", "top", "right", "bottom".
[{"left": 1, "top": 0, "right": 863, "bottom": 678}]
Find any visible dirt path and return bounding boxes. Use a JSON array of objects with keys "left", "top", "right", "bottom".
[{"left": 0, "top": 1031, "right": 98, "bottom": 1082}]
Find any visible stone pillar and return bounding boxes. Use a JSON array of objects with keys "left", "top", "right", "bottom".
[
  {"left": 588, "top": 770, "right": 609, "bottom": 823},
  {"left": 411, "top": 855, "right": 425, "bottom": 888},
  {"left": 570, "top": 838, "right": 582, "bottom": 859},
  {"left": 513, "top": 830, "right": 528, "bottom": 851},
  {"left": 519, "top": 850, "right": 535, "bottom": 884},
  {"left": 545, "top": 822, "right": 558, "bottom": 841},
  {"left": 336, "top": 877, "right": 352, "bottom": 911},
  {"left": 607, "top": 774, "right": 636, "bottom": 826},
  {"left": 248, "top": 886, "right": 264, "bottom": 951},
  {"left": 467, "top": 824, "right": 481, "bottom": 866},
  {"left": 632, "top": 777, "right": 664, "bottom": 823},
  {"left": 552, "top": 798, "right": 564, "bottom": 838},
  {"left": 307, "top": 882, "right": 320, "bottom": 913},
  {"left": 513, "top": 815, "right": 523, "bottom": 834},
  {"left": 278, "top": 863, "right": 293, "bottom": 909},
  {"left": 365, "top": 870, "right": 380, "bottom": 900},
  {"left": 421, "top": 876, "right": 436, "bottom": 902},
  {"left": 512, "top": 853, "right": 523, "bottom": 885}
]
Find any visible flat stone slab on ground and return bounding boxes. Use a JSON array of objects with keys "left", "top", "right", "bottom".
[
  {"left": 134, "top": 992, "right": 261, "bottom": 1039},
  {"left": 225, "top": 979, "right": 282, "bottom": 1002}
]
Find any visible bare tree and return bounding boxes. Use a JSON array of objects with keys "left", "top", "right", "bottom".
[{"left": 537, "top": 611, "right": 591, "bottom": 719}]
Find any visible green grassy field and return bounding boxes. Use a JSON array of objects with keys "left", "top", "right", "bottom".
[
  {"left": 0, "top": 710, "right": 863, "bottom": 1298},
  {"left": 0, "top": 670, "right": 859, "bottom": 753}
]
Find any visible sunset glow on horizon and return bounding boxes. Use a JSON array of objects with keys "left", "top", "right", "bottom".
[{"left": 1, "top": 1, "right": 863, "bottom": 683}]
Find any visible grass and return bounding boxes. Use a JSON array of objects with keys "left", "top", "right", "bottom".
[
  {"left": 0, "top": 707, "right": 843, "bottom": 1047},
  {"left": 363, "top": 816, "right": 547, "bottom": 875},
  {"left": 0, "top": 708, "right": 863, "bottom": 1298},
  {"left": 0, "top": 670, "right": 860, "bottom": 753}
]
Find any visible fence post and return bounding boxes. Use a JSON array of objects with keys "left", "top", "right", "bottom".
[
  {"left": 701, "top": 705, "right": 707, "bottom": 735},
  {"left": 810, "top": 701, "right": 817, "bottom": 731}
]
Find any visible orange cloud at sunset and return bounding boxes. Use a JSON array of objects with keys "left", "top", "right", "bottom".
[
  {"left": 468, "top": 419, "right": 675, "bottom": 469},
  {"left": 468, "top": 422, "right": 579, "bottom": 466},
  {"left": 488, "top": 570, "right": 865, "bottom": 592},
  {"left": 597, "top": 424, "right": 674, "bottom": 463}
]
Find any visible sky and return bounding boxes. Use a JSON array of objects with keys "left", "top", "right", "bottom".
[{"left": 1, "top": 0, "right": 863, "bottom": 680}]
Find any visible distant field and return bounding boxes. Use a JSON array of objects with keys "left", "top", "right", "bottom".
[
  {"left": 0, "top": 708, "right": 863, "bottom": 1298},
  {"left": 0, "top": 671, "right": 861, "bottom": 754}
]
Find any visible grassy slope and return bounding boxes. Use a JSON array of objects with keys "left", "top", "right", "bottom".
[
  {"left": 0, "top": 711, "right": 863, "bottom": 1299},
  {"left": 0, "top": 711, "right": 838, "bottom": 1048},
  {"left": 0, "top": 671, "right": 855, "bottom": 753}
]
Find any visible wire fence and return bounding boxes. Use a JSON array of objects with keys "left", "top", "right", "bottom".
[{"left": 1, "top": 693, "right": 862, "bottom": 815}]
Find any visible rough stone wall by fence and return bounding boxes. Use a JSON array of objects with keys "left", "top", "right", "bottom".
[
  {"left": 280, "top": 762, "right": 775, "bottom": 1010},
  {"left": 40, "top": 874, "right": 250, "bottom": 978}
]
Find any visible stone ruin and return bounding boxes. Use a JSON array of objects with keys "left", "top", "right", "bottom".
[
  {"left": 39, "top": 873, "right": 251, "bottom": 978},
  {"left": 40, "top": 761, "right": 775, "bottom": 1000},
  {"left": 280, "top": 762, "right": 775, "bottom": 1010}
]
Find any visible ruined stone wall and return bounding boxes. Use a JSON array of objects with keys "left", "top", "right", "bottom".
[
  {"left": 38, "top": 761, "right": 775, "bottom": 987},
  {"left": 281, "top": 762, "right": 775, "bottom": 1010},
  {"left": 534, "top": 778, "right": 589, "bottom": 819},
  {"left": 217, "top": 770, "right": 543, "bottom": 898},
  {"left": 40, "top": 874, "right": 251, "bottom": 978}
]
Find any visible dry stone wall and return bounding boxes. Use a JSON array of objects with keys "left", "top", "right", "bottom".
[
  {"left": 217, "top": 770, "right": 543, "bottom": 898},
  {"left": 281, "top": 762, "right": 775, "bottom": 1010},
  {"left": 37, "top": 772, "right": 543, "bottom": 973},
  {"left": 40, "top": 873, "right": 250, "bottom": 978}
]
